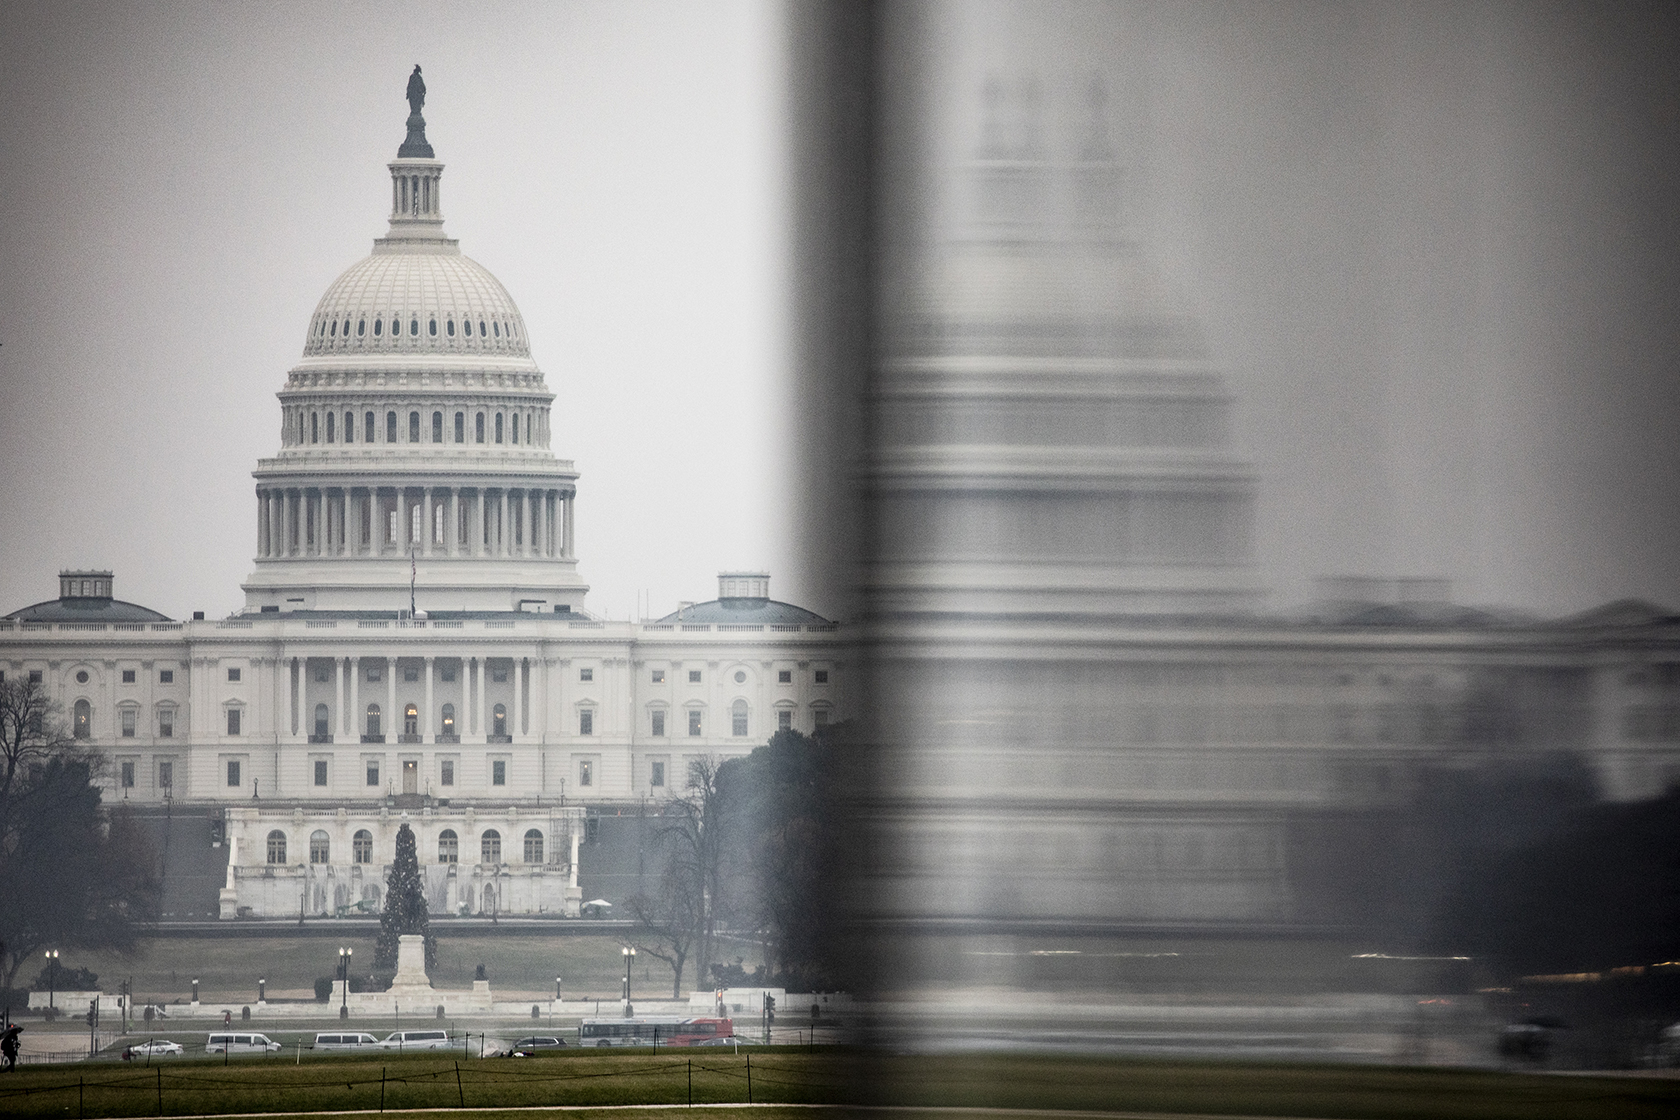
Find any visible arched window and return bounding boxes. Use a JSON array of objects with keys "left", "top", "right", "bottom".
[
  {"left": 432, "top": 411, "right": 443, "bottom": 442},
  {"left": 454, "top": 412, "right": 465, "bottom": 442},
  {"left": 479, "top": 319, "right": 487, "bottom": 337},
  {"left": 357, "top": 318, "right": 365, "bottom": 337},
  {"left": 353, "top": 829, "right": 373, "bottom": 864},
  {"left": 345, "top": 411, "right": 354, "bottom": 443},
  {"left": 511, "top": 414, "right": 519, "bottom": 444},
  {"left": 365, "top": 411, "right": 375, "bottom": 443},
  {"left": 446, "top": 318, "right": 455, "bottom": 337},
  {"left": 374, "top": 317, "right": 383, "bottom": 336},
  {"left": 326, "top": 412, "right": 335, "bottom": 442},
  {"left": 492, "top": 703, "right": 507, "bottom": 738},
  {"left": 409, "top": 411, "right": 420, "bottom": 442},
  {"left": 428, "top": 318, "right": 437, "bottom": 336},
  {"left": 495, "top": 412, "right": 503, "bottom": 443},
  {"left": 440, "top": 703, "right": 456, "bottom": 739},
  {"left": 732, "top": 699, "right": 748, "bottom": 737},
  {"left": 310, "top": 412, "right": 318, "bottom": 443},
  {"left": 475, "top": 412, "right": 485, "bottom": 443},
  {"left": 410, "top": 318, "right": 419, "bottom": 336},
  {"left": 437, "top": 829, "right": 458, "bottom": 864},
  {"left": 386, "top": 411, "right": 397, "bottom": 443},
  {"left": 481, "top": 829, "right": 501, "bottom": 864},
  {"left": 366, "top": 703, "right": 381, "bottom": 738},
  {"left": 310, "top": 830, "right": 330, "bottom": 864},
  {"left": 404, "top": 704, "right": 418, "bottom": 736},
  {"left": 330, "top": 319, "right": 337, "bottom": 337},
  {"left": 523, "top": 829, "right": 543, "bottom": 864},
  {"left": 73, "top": 699, "right": 91, "bottom": 739},
  {"left": 483, "top": 884, "right": 496, "bottom": 913},
  {"left": 266, "top": 830, "right": 287, "bottom": 864},
  {"left": 314, "top": 703, "right": 329, "bottom": 738}
]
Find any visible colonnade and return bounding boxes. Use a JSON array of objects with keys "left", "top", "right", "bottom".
[
  {"left": 257, "top": 485, "right": 574, "bottom": 560},
  {"left": 286, "top": 653, "right": 529, "bottom": 744}
]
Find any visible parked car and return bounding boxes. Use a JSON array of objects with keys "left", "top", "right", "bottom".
[
  {"left": 314, "top": 1032, "right": 380, "bottom": 1050},
  {"left": 506, "top": 1036, "right": 567, "bottom": 1056},
  {"left": 206, "top": 1033, "right": 282, "bottom": 1054},
  {"left": 378, "top": 1030, "right": 453, "bottom": 1051},
  {"left": 124, "top": 1039, "right": 184, "bottom": 1058}
]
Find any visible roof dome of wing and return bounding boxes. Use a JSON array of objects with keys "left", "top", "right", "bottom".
[{"left": 301, "top": 250, "right": 532, "bottom": 363}]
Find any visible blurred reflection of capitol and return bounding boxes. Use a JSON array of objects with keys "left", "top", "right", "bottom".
[{"left": 861, "top": 19, "right": 1680, "bottom": 957}]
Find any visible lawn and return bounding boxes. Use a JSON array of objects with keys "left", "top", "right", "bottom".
[{"left": 1, "top": 1050, "right": 1676, "bottom": 1120}]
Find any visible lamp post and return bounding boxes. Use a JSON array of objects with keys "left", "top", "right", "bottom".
[
  {"left": 43, "top": 950, "right": 58, "bottom": 1011},
  {"left": 191, "top": 977, "right": 199, "bottom": 1006},
  {"left": 338, "top": 947, "right": 353, "bottom": 1020},
  {"left": 621, "top": 946, "right": 635, "bottom": 1018}
]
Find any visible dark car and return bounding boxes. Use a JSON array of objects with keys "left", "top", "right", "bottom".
[{"left": 508, "top": 1036, "right": 567, "bottom": 1056}]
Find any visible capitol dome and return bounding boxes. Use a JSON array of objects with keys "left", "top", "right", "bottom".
[{"left": 303, "top": 250, "right": 532, "bottom": 363}]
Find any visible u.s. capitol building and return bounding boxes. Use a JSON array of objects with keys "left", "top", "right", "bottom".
[{"left": 0, "top": 85, "right": 845, "bottom": 920}]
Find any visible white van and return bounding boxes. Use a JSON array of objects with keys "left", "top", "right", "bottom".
[
  {"left": 206, "top": 1032, "right": 282, "bottom": 1054},
  {"left": 314, "top": 1032, "right": 379, "bottom": 1050},
  {"left": 378, "top": 1030, "right": 452, "bottom": 1051}
]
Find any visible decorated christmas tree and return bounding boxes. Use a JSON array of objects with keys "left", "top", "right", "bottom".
[{"left": 374, "top": 822, "right": 436, "bottom": 971}]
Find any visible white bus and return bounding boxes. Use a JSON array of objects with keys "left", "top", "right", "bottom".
[{"left": 578, "top": 1017, "right": 734, "bottom": 1048}]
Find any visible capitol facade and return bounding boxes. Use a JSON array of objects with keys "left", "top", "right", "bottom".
[{"left": 0, "top": 86, "right": 845, "bottom": 920}]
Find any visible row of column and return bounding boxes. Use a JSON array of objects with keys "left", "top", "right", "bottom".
[
  {"left": 287, "top": 655, "right": 528, "bottom": 742},
  {"left": 258, "top": 485, "right": 574, "bottom": 560}
]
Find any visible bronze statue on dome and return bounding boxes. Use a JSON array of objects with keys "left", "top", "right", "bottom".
[
  {"left": 398, "top": 64, "right": 434, "bottom": 159},
  {"left": 407, "top": 65, "right": 425, "bottom": 115}
]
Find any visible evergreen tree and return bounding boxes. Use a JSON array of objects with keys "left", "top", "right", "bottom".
[{"left": 374, "top": 823, "right": 435, "bottom": 971}]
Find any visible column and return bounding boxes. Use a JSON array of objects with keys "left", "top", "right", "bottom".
[
  {"left": 562, "top": 493, "right": 574, "bottom": 557},
  {"left": 472, "top": 491, "right": 484, "bottom": 557},
  {"left": 313, "top": 490, "right": 324, "bottom": 555},
  {"left": 569, "top": 825, "right": 580, "bottom": 889},
  {"left": 475, "top": 657, "right": 487, "bottom": 738},
  {"left": 499, "top": 490, "right": 510, "bottom": 556},
  {"left": 292, "top": 656, "right": 302, "bottom": 736},
  {"left": 335, "top": 656, "right": 346, "bottom": 738},
  {"left": 350, "top": 656, "right": 360, "bottom": 741},
  {"left": 257, "top": 493, "right": 268, "bottom": 557},
  {"left": 534, "top": 491, "right": 547, "bottom": 558},
  {"left": 422, "top": 488, "right": 434, "bottom": 557},
  {"left": 385, "top": 657, "right": 396, "bottom": 740},
  {"left": 513, "top": 656, "right": 524, "bottom": 739},
  {"left": 424, "top": 656, "right": 435, "bottom": 739},
  {"left": 447, "top": 488, "right": 460, "bottom": 558}
]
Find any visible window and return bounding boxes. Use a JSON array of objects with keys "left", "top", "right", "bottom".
[
  {"left": 689, "top": 670, "right": 702, "bottom": 683},
  {"left": 777, "top": 709, "right": 792, "bottom": 731},
  {"left": 266, "top": 830, "right": 286, "bottom": 863},
  {"left": 226, "top": 708, "right": 241, "bottom": 735},
  {"left": 734, "top": 670, "right": 746, "bottom": 684},
  {"left": 404, "top": 665, "right": 419, "bottom": 682},
  {"left": 366, "top": 761, "right": 380, "bottom": 787},
  {"left": 432, "top": 411, "right": 443, "bottom": 442},
  {"left": 492, "top": 759, "right": 506, "bottom": 786},
  {"left": 492, "top": 665, "right": 507, "bottom": 683},
  {"left": 353, "top": 830, "right": 372, "bottom": 864},
  {"left": 404, "top": 704, "right": 418, "bottom": 736},
  {"left": 410, "top": 318, "right": 419, "bottom": 336},
  {"left": 580, "top": 668, "right": 593, "bottom": 682},
  {"left": 158, "top": 760, "right": 172, "bottom": 789},
  {"left": 345, "top": 411, "right": 354, "bottom": 442},
  {"left": 158, "top": 707, "right": 174, "bottom": 738},
  {"left": 732, "top": 700, "right": 748, "bottom": 737},
  {"left": 493, "top": 704, "right": 507, "bottom": 738},
  {"left": 121, "top": 708, "right": 137, "bottom": 737},
  {"left": 314, "top": 703, "right": 329, "bottom": 738},
  {"left": 778, "top": 670, "right": 792, "bottom": 684},
  {"left": 475, "top": 412, "right": 485, "bottom": 443},
  {"left": 120, "top": 761, "right": 135, "bottom": 788},
  {"left": 688, "top": 710, "right": 702, "bottom": 737},
  {"left": 651, "top": 760, "right": 665, "bottom": 787},
  {"left": 310, "top": 412, "right": 318, "bottom": 443},
  {"left": 386, "top": 411, "right": 397, "bottom": 443},
  {"left": 651, "top": 709, "right": 665, "bottom": 737},
  {"left": 365, "top": 411, "right": 375, "bottom": 442},
  {"left": 227, "top": 667, "right": 241, "bottom": 682},
  {"left": 441, "top": 703, "right": 456, "bottom": 737},
  {"left": 481, "top": 830, "right": 501, "bottom": 864},
  {"left": 688, "top": 760, "right": 705, "bottom": 788},
  {"left": 409, "top": 411, "right": 420, "bottom": 442},
  {"left": 651, "top": 669, "right": 665, "bottom": 684},
  {"left": 315, "top": 664, "right": 330, "bottom": 682},
  {"left": 455, "top": 412, "right": 465, "bottom": 442},
  {"left": 438, "top": 829, "right": 458, "bottom": 863},
  {"left": 228, "top": 760, "right": 242, "bottom": 787},
  {"left": 442, "top": 663, "right": 457, "bottom": 682},
  {"left": 366, "top": 704, "right": 381, "bottom": 737},
  {"left": 814, "top": 670, "right": 828, "bottom": 684},
  {"left": 76, "top": 670, "right": 89, "bottom": 684},
  {"left": 511, "top": 414, "right": 519, "bottom": 444},
  {"left": 326, "top": 412, "right": 335, "bottom": 442},
  {"left": 813, "top": 707, "right": 830, "bottom": 729},
  {"left": 441, "top": 759, "right": 454, "bottom": 786},
  {"left": 314, "top": 759, "right": 328, "bottom": 786},
  {"left": 579, "top": 759, "right": 593, "bottom": 787},
  {"left": 310, "top": 830, "right": 330, "bottom": 864},
  {"left": 29, "top": 670, "right": 42, "bottom": 684},
  {"left": 122, "top": 669, "right": 136, "bottom": 684},
  {"left": 160, "top": 669, "right": 174, "bottom": 684},
  {"left": 366, "top": 662, "right": 382, "bottom": 682},
  {"left": 523, "top": 829, "right": 543, "bottom": 863},
  {"left": 428, "top": 317, "right": 437, "bottom": 336},
  {"left": 579, "top": 709, "right": 593, "bottom": 736}
]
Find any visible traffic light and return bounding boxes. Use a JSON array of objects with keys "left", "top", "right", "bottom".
[
  {"left": 87, "top": 1000, "right": 97, "bottom": 1027},
  {"left": 764, "top": 994, "right": 775, "bottom": 1022}
]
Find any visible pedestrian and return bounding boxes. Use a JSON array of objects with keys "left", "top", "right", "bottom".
[
  {"left": 2, "top": 1023, "right": 23, "bottom": 1071},
  {"left": 223, "top": 1009, "right": 232, "bottom": 1027}
]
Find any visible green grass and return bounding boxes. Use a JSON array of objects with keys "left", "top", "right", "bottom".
[{"left": 3, "top": 1051, "right": 1678, "bottom": 1120}]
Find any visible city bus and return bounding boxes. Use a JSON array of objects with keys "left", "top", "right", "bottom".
[{"left": 578, "top": 1017, "right": 735, "bottom": 1047}]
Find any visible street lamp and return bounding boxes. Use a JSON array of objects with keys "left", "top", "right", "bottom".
[
  {"left": 621, "top": 946, "right": 635, "bottom": 1018},
  {"left": 43, "top": 950, "right": 58, "bottom": 1011},
  {"left": 338, "top": 947, "right": 353, "bottom": 1020}
]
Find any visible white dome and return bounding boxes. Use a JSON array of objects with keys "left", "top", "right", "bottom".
[{"left": 302, "top": 249, "right": 531, "bottom": 361}]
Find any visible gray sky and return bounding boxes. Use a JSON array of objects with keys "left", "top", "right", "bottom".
[{"left": 3, "top": 1, "right": 1678, "bottom": 622}]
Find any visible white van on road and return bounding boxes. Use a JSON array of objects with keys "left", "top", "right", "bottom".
[
  {"left": 378, "top": 1030, "right": 453, "bottom": 1051},
  {"left": 314, "top": 1032, "right": 379, "bottom": 1050},
  {"left": 206, "top": 1033, "right": 282, "bottom": 1054}
]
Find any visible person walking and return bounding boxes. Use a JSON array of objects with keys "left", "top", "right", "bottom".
[{"left": 2, "top": 1023, "right": 23, "bottom": 1071}]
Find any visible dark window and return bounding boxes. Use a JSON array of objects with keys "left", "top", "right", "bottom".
[
  {"left": 410, "top": 318, "right": 419, "bottom": 336},
  {"left": 778, "top": 709, "right": 792, "bottom": 731},
  {"left": 158, "top": 708, "right": 175, "bottom": 737},
  {"left": 227, "top": 708, "right": 241, "bottom": 735},
  {"left": 441, "top": 759, "right": 454, "bottom": 786},
  {"left": 511, "top": 414, "right": 519, "bottom": 444},
  {"left": 479, "top": 319, "right": 487, "bottom": 336},
  {"left": 454, "top": 412, "right": 465, "bottom": 442},
  {"left": 523, "top": 829, "right": 543, "bottom": 863},
  {"left": 120, "top": 707, "right": 136, "bottom": 737},
  {"left": 441, "top": 703, "right": 455, "bottom": 736},
  {"left": 310, "top": 830, "right": 330, "bottom": 864},
  {"left": 432, "top": 412, "right": 443, "bottom": 442},
  {"left": 365, "top": 412, "right": 375, "bottom": 442},
  {"left": 229, "top": 760, "right": 242, "bottom": 787},
  {"left": 778, "top": 670, "right": 792, "bottom": 684},
  {"left": 29, "top": 670, "right": 42, "bottom": 683},
  {"left": 580, "top": 668, "right": 593, "bottom": 682},
  {"left": 579, "top": 760, "right": 593, "bottom": 786},
  {"left": 475, "top": 413, "right": 485, "bottom": 443},
  {"left": 409, "top": 412, "right": 419, "bottom": 442},
  {"left": 386, "top": 411, "right": 397, "bottom": 443},
  {"left": 492, "top": 760, "right": 506, "bottom": 785},
  {"left": 428, "top": 318, "right": 437, "bottom": 336},
  {"left": 158, "top": 760, "right": 173, "bottom": 787},
  {"left": 228, "top": 667, "right": 241, "bottom": 682},
  {"left": 689, "top": 670, "right": 702, "bottom": 683},
  {"left": 365, "top": 703, "right": 381, "bottom": 737},
  {"left": 374, "top": 318, "right": 383, "bottom": 336},
  {"left": 651, "top": 710, "right": 665, "bottom": 736},
  {"left": 160, "top": 669, "right": 174, "bottom": 683},
  {"left": 310, "top": 413, "right": 318, "bottom": 443},
  {"left": 345, "top": 412, "right": 354, "bottom": 442},
  {"left": 357, "top": 319, "right": 365, "bottom": 337},
  {"left": 493, "top": 704, "right": 507, "bottom": 737},
  {"left": 266, "top": 829, "right": 285, "bottom": 862},
  {"left": 481, "top": 830, "right": 501, "bottom": 864},
  {"left": 326, "top": 412, "right": 335, "bottom": 442},
  {"left": 651, "top": 761, "right": 665, "bottom": 787},
  {"left": 732, "top": 700, "right": 748, "bottom": 737},
  {"left": 447, "top": 318, "right": 455, "bottom": 337},
  {"left": 404, "top": 704, "right": 418, "bottom": 736},
  {"left": 813, "top": 708, "right": 830, "bottom": 729},
  {"left": 122, "top": 669, "right": 136, "bottom": 683},
  {"left": 120, "top": 760, "right": 135, "bottom": 787},
  {"left": 688, "top": 710, "right": 702, "bottom": 737},
  {"left": 495, "top": 413, "right": 504, "bottom": 443},
  {"left": 314, "top": 759, "right": 328, "bottom": 786},
  {"left": 438, "top": 829, "right": 458, "bottom": 863},
  {"left": 580, "top": 709, "right": 593, "bottom": 736},
  {"left": 652, "top": 669, "right": 665, "bottom": 684},
  {"left": 814, "top": 670, "right": 828, "bottom": 683},
  {"left": 366, "top": 761, "right": 379, "bottom": 787},
  {"left": 353, "top": 830, "right": 372, "bottom": 863}
]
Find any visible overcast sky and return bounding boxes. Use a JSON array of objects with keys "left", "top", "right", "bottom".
[{"left": 3, "top": 1, "right": 1677, "bottom": 622}]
